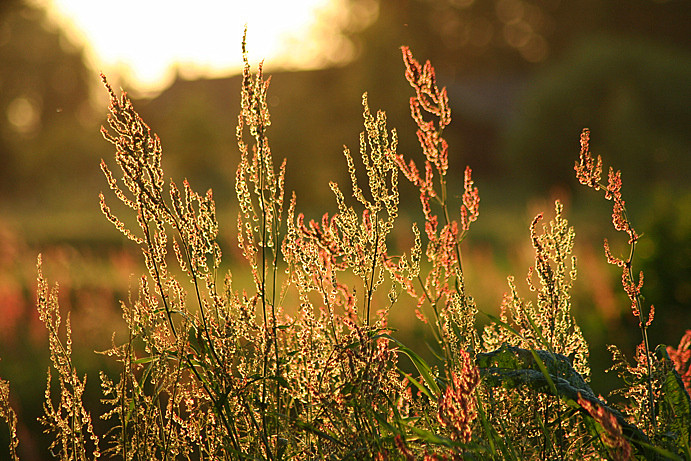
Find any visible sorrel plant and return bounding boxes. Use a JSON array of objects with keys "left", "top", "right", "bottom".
[{"left": 1, "top": 32, "right": 690, "bottom": 460}]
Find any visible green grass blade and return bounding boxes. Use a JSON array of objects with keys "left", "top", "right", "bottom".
[
  {"left": 528, "top": 348, "right": 558, "bottom": 396},
  {"left": 403, "top": 372, "right": 434, "bottom": 401},
  {"left": 376, "top": 333, "right": 441, "bottom": 397},
  {"left": 483, "top": 312, "right": 523, "bottom": 340}
]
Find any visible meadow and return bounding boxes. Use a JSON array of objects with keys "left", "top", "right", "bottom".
[{"left": 0, "top": 36, "right": 690, "bottom": 460}]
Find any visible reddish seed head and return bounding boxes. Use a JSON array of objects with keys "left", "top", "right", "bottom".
[
  {"left": 437, "top": 350, "right": 480, "bottom": 443},
  {"left": 578, "top": 393, "right": 632, "bottom": 461},
  {"left": 667, "top": 330, "right": 691, "bottom": 395}
]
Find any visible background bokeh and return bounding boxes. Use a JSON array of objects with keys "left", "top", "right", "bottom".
[{"left": 1, "top": 0, "right": 689, "bottom": 458}]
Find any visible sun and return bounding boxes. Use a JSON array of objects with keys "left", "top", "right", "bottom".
[{"left": 35, "top": 0, "right": 364, "bottom": 94}]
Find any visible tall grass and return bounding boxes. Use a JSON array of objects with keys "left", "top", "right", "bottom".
[{"left": 1, "top": 32, "right": 690, "bottom": 460}]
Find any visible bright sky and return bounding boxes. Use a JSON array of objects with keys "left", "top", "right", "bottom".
[{"left": 36, "top": 0, "right": 372, "bottom": 94}]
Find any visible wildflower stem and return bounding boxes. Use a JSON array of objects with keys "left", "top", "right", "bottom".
[
  {"left": 627, "top": 238, "right": 656, "bottom": 428},
  {"left": 576, "top": 128, "right": 657, "bottom": 433},
  {"left": 606, "top": 190, "right": 655, "bottom": 428},
  {"left": 439, "top": 173, "right": 465, "bottom": 279},
  {"left": 365, "top": 212, "right": 379, "bottom": 328},
  {"left": 258, "top": 129, "right": 277, "bottom": 461},
  {"left": 415, "top": 273, "right": 445, "bottom": 346}
]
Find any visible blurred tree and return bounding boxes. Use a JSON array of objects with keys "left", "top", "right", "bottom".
[
  {"left": 0, "top": 0, "right": 98, "bottom": 200},
  {"left": 639, "top": 187, "right": 691, "bottom": 349},
  {"left": 501, "top": 36, "right": 691, "bottom": 192},
  {"left": 351, "top": 0, "right": 690, "bottom": 77},
  {"left": 346, "top": 0, "right": 691, "bottom": 189}
]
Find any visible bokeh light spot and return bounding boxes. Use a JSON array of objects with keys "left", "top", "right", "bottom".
[{"left": 7, "top": 96, "right": 41, "bottom": 134}]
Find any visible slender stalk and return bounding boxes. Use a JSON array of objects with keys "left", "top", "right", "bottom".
[
  {"left": 610, "top": 197, "right": 656, "bottom": 428},
  {"left": 121, "top": 331, "right": 131, "bottom": 460},
  {"left": 270, "top": 194, "right": 282, "bottom": 454},
  {"left": 365, "top": 211, "right": 380, "bottom": 328},
  {"left": 627, "top": 238, "right": 656, "bottom": 428},
  {"left": 438, "top": 173, "right": 465, "bottom": 279},
  {"left": 257, "top": 131, "right": 275, "bottom": 461}
]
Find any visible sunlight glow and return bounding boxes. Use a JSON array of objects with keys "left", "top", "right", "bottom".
[{"left": 36, "top": 0, "right": 363, "bottom": 94}]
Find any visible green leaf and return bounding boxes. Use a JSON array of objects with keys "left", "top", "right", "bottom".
[
  {"left": 406, "top": 425, "right": 455, "bottom": 447},
  {"left": 528, "top": 348, "right": 558, "bottom": 396},
  {"left": 656, "top": 345, "right": 691, "bottom": 458},
  {"left": 372, "top": 411, "right": 398, "bottom": 434},
  {"left": 524, "top": 308, "right": 551, "bottom": 352},
  {"left": 124, "top": 398, "right": 136, "bottom": 425},
  {"left": 484, "top": 312, "right": 523, "bottom": 340},
  {"left": 293, "top": 420, "right": 346, "bottom": 447},
  {"left": 475, "top": 389, "right": 498, "bottom": 457},
  {"left": 634, "top": 440, "right": 684, "bottom": 461},
  {"left": 132, "top": 356, "right": 156, "bottom": 365},
  {"left": 403, "top": 372, "right": 434, "bottom": 401},
  {"left": 376, "top": 333, "right": 441, "bottom": 397}
]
